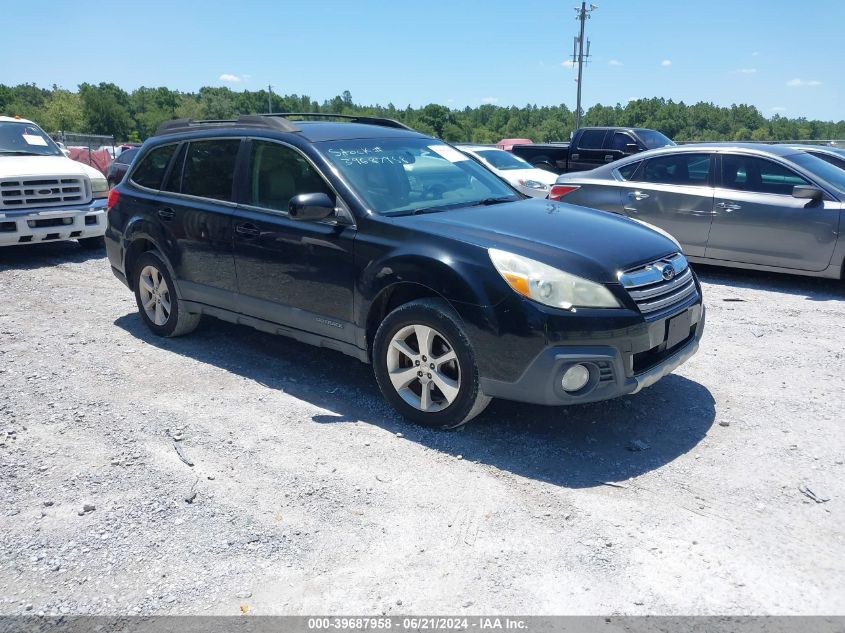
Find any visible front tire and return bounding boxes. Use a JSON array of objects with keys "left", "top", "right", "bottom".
[
  {"left": 373, "top": 298, "right": 491, "bottom": 429},
  {"left": 132, "top": 251, "right": 200, "bottom": 337}
]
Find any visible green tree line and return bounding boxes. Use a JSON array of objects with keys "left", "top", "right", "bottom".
[{"left": 2, "top": 82, "right": 843, "bottom": 144}]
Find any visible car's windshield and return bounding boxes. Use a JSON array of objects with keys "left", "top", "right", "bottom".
[
  {"left": 473, "top": 149, "right": 533, "bottom": 171},
  {"left": 635, "top": 129, "right": 676, "bottom": 149},
  {"left": 790, "top": 152, "right": 845, "bottom": 193},
  {"left": 0, "top": 121, "right": 62, "bottom": 157},
  {"left": 320, "top": 138, "right": 520, "bottom": 215}
]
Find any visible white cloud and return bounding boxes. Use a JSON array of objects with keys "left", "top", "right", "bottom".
[
  {"left": 786, "top": 78, "right": 822, "bottom": 87},
  {"left": 735, "top": 68, "right": 757, "bottom": 74},
  {"left": 661, "top": 59, "right": 672, "bottom": 67},
  {"left": 770, "top": 106, "right": 787, "bottom": 113},
  {"left": 627, "top": 96, "right": 640, "bottom": 102},
  {"left": 481, "top": 97, "right": 499, "bottom": 105},
  {"left": 752, "top": 51, "right": 761, "bottom": 56},
  {"left": 219, "top": 73, "right": 242, "bottom": 83},
  {"left": 561, "top": 60, "right": 577, "bottom": 69},
  {"left": 608, "top": 59, "right": 623, "bottom": 67}
]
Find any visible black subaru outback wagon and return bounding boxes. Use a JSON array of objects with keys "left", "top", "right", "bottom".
[{"left": 105, "top": 114, "right": 704, "bottom": 428}]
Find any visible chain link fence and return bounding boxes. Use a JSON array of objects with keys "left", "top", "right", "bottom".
[{"left": 52, "top": 131, "right": 116, "bottom": 175}]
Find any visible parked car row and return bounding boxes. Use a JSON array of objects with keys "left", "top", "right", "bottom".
[{"left": 6, "top": 110, "right": 844, "bottom": 429}]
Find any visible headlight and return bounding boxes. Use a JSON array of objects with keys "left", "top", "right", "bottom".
[
  {"left": 488, "top": 248, "right": 621, "bottom": 309},
  {"left": 91, "top": 176, "right": 109, "bottom": 199},
  {"left": 517, "top": 178, "right": 549, "bottom": 191}
]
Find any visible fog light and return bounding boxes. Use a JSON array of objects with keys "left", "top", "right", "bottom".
[{"left": 561, "top": 364, "right": 590, "bottom": 392}]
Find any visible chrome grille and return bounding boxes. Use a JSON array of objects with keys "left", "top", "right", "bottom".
[
  {"left": 0, "top": 177, "right": 89, "bottom": 210},
  {"left": 619, "top": 253, "right": 698, "bottom": 316}
]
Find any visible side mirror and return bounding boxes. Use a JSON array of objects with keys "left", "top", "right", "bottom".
[
  {"left": 792, "top": 185, "right": 823, "bottom": 201},
  {"left": 626, "top": 143, "right": 639, "bottom": 151},
  {"left": 289, "top": 193, "right": 336, "bottom": 221}
]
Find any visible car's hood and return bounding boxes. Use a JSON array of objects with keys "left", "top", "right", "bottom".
[
  {"left": 499, "top": 168, "right": 558, "bottom": 186},
  {"left": 392, "top": 198, "right": 679, "bottom": 283},
  {"left": 0, "top": 155, "right": 97, "bottom": 180}
]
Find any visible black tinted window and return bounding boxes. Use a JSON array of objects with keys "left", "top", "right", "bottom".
[
  {"left": 721, "top": 155, "right": 809, "bottom": 195},
  {"left": 131, "top": 144, "right": 178, "bottom": 189},
  {"left": 577, "top": 129, "right": 607, "bottom": 150},
  {"left": 811, "top": 152, "right": 845, "bottom": 171},
  {"left": 249, "top": 141, "right": 332, "bottom": 212},
  {"left": 117, "top": 148, "right": 139, "bottom": 165},
  {"left": 612, "top": 133, "right": 636, "bottom": 152},
  {"left": 617, "top": 161, "right": 642, "bottom": 181},
  {"left": 161, "top": 144, "right": 187, "bottom": 193},
  {"left": 643, "top": 153, "right": 712, "bottom": 185},
  {"left": 182, "top": 139, "right": 241, "bottom": 202}
]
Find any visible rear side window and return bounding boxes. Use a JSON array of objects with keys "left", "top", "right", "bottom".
[
  {"left": 721, "top": 155, "right": 809, "bottom": 195},
  {"left": 161, "top": 144, "right": 187, "bottom": 193},
  {"left": 617, "top": 161, "right": 642, "bottom": 181},
  {"left": 577, "top": 129, "right": 607, "bottom": 150},
  {"left": 248, "top": 141, "right": 332, "bottom": 213},
  {"left": 130, "top": 144, "right": 178, "bottom": 190},
  {"left": 181, "top": 139, "right": 241, "bottom": 202},
  {"left": 642, "top": 153, "right": 712, "bottom": 186}
]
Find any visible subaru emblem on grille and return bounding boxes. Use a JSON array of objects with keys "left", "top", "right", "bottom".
[{"left": 660, "top": 264, "right": 676, "bottom": 281}]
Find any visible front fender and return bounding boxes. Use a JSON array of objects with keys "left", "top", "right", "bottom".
[{"left": 356, "top": 251, "right": 508, "bottom": 322}]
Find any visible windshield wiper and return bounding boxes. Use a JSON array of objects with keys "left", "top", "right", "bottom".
[
  {"left": 387, "top": 207, "right": 445, "bottom": 217},
  {"left": 0, "top": 150, "right": 46, "bottom": 156},
  {"left": 473, "top": 196, "right": 519, "bottom": 206}
]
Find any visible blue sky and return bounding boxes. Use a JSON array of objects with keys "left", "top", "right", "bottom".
[{"left": 3, "top": 0, "right": 843, "bottom": 121}]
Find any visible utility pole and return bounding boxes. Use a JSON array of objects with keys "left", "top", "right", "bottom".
[
  {"left": 571, "top": 2, "right": 597, "bottom": 130},
  {"left": 268, "top": 84, "right": 273, "bottom": 114}
]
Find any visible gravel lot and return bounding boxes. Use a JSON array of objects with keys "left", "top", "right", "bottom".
[{"left": 1, "top": 242, "right": 843, "bottom": 616}]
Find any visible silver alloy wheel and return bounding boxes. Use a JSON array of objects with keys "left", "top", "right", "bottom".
[
  {"left": 138, "top": 265, "right": 172, "bottom": 327},
  {"left": 386, "top": 324, "right": 461, "bottom": 413}
]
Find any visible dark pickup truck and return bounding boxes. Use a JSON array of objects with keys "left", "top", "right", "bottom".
[{"left": 507, "top": 127, "right": 675, "bottom": 174}]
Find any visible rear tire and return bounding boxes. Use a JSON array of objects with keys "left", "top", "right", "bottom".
[
  {"left": 373, "top": 298, "right": 491, "bottom": 429},
  {"left": 132, "top": 251, "right": 200, "bottom": 337},
  {"left": 78, "top": 236, "right": 105, "bottom": 250}
]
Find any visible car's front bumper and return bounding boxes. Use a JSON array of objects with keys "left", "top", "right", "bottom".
[
  {"left": 479, "top": 301, "right": 705, "bottom": 406},
  {"left": 0, "top": 199, "right": 107, "bottom": 246}
]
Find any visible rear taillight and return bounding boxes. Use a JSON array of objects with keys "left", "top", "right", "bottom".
[
  {"left": 548, "top": 184, "right": 580, "bottom": 201},
  {"left": 107, "top": 188, "right": 120, "bottom": 209}
]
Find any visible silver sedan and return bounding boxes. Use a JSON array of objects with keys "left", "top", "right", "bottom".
[{"left": 551, "top": 143, "right": 845, "bottom": 279}]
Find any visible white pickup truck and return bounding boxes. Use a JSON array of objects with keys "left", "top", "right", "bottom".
[{"left": 0, "top": 116, "right": 108, "bottom": 248}]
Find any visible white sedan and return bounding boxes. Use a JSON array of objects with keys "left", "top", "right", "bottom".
[{"left": 457, "top": 145, "right": 557, "bottom": 197}]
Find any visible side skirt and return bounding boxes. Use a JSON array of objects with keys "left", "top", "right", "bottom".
[{"left": 182, "top": 301, "right": 370, "bottom": 364}]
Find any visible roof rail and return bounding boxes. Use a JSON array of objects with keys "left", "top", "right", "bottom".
[
  {"left": 257, "top": 113, "right": 414, "bottom": 131},
  {"left": 154, "top": 112, "right": 414, "bottom": 137},
  {"left": 154, "top": 116, "right": 300, "bottom": 136}
]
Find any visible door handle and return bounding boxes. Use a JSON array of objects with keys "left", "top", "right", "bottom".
[
  {"left": 715, "top": 202, "right": 741, "bottom": 211},
  {"left": 627, "top": 191, "right": 649, "bottom": 201},
  {"left": 604, "top": 154, "right": 614, "bottom": 162},
  {"left": 235, "top": 222, "right": 260, "bottom": 238},
  {"left": 157, "top": 208, "right": 175, "bottom": 221}
]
